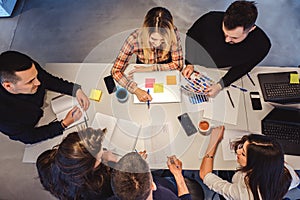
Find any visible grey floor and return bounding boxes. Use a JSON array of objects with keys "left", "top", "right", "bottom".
[{"left": 0, "top": 0, "right": 299, "bottom": 199}]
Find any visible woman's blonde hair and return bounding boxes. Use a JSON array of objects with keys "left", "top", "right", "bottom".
[{"left": 139, "top": 7, "right": 177, "bottom": 63}]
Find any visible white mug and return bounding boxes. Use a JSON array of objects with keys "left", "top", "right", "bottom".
[{"left": 198, "top": 120, "right": 212, "bottom": 136}]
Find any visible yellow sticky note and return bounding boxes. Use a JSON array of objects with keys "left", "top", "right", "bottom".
[
  {"left": 89, "top": 89, "right": 102, "bottom": 102},
  {"left": 153, "top": 83, "right": 164, "bottom": 93},
  {"left": 290, "top": 73, "right": 299, "bottom": 84},
  {"left": 166, "top": 75, "right": 177, "bottom": 85}
]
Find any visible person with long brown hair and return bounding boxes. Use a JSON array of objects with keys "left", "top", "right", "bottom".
[
  {"left": 111, "top": 7, "right": 183, "bottom": 102},
  {"left": 200, "top": 126, "right": 300, "bottom": 200},
  {"left": 36, "top": 128, "right": 117, "bottom": 200}
]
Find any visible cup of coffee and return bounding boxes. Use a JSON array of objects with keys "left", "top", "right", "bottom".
[
  {"left": 115, "top": 87, "right": 128, "bottom": 103},
  {"left": 198, "top": 120, "right": 211, "bottom": 136}
]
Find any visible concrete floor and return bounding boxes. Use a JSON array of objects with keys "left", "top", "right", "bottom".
[{"left": 0, "top": 0, "right": 299, "bottom": 199}]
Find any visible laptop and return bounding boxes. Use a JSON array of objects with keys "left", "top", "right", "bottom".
[
  {"left": 258, "top": 71, "right": 300, "bottom": 104},
  {"left": 262, "top": 107, "right": 300, "bottom": 156}
]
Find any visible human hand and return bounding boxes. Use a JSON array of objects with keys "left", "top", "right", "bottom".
[
  {"left": 138, "top": 150, "right": 148, "bottom": 160},
  {"left": 76, "top": 88, "right": 90, "bottom": 111},
  {"left": 128, "top": 65, "right": 153, "bottom": 79},
  {"left": 63, "top": 106, "right": 82, "bottom": 127},
  {"left": 102, "top": 150, "right": 118, "bottom": 163},
  {"left": 182, "top": 65, "right": 194, "bottom": 78},
  {"left": 134, "top": 88, "right": 152, "bottom": 102},
  {"left": 167, "top": 155, "right": 182, "bottom": 177},
  {"left": 204, "top": 83, "right": 222, "bottom": 98},
  {"left": 209, "top": 126, "right": 225, "bottom": 147}
]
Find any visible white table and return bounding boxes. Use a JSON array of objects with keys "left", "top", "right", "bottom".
[{"left": 43, "top": 63, "right": 300, "bottom": 169}]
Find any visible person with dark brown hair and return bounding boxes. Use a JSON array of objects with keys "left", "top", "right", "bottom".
[
  {"left": 200, "top": 126, "right": 300, "bottom": 200},
  {"left": 36, "top": 128, "right": 116, "bottom": 199},
  {"left": 183, "top": 1, "right": 271, "bottom": 98},
  {"left": 0, "top": 50, "right": 90, "bottom": 144}
]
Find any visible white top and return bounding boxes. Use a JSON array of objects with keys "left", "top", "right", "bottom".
[{"left": 203, "top": 164, "right": 300, "bottom": 200}]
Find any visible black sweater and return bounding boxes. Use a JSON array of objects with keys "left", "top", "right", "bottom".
[
  {"left": 0, "top": 62, "right": 80, "bottom": 144},
  {"left": 185, "top": 11, "right": 271, "bottom": 87}
]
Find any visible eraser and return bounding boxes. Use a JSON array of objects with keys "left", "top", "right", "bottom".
[{"left": 89, "top": 89, "right": 102, "bottom": 102}]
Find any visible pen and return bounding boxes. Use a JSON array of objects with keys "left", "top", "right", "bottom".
[
  {"left": 226, "top": 90, "right": 235, "bottom": 108},
  {"left": 147, "top": 89, "right": 150, "bottom": 109},
  {"left": 84, "top": 116, "right": 88, "bottom": 128},
  {"left": 247, "top": 73, "right": 255, "bottom": 86},
  {"left": 231, "top": 84, "right": 248, "bottom": 92}
]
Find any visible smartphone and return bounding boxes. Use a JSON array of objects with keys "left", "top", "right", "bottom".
[
  {"left": 177, "top": 113, "right": 198, "bottom": 136},
  {"left": 104, "top": 75, "right": 117, "bottom": 94},
  {"left": 250, "top": 92, "right": 262, "bottom": 110}
]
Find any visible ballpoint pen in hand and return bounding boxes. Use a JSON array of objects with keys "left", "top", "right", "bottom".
[
  {"left": 231, "top": 84, "right": 248, "bottom": 92},
  {"left": 147, "top": 89, "right": 150, "bottom": 109}
]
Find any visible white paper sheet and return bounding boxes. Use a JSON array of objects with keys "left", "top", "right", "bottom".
[{"left": 203, "top": 86, "right": 241, "bottom": 125}]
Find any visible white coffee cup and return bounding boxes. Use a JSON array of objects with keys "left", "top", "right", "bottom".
[
  {"left": 115, "top": 87, "right": 128, "bottom": 103},
  {"left": 198, "top": 120, "right": 211, "bottom": 136}
]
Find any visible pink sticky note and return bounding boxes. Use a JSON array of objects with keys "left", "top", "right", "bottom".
[{"left": 145, "top": 78, "right": 155, "bottom": 88}]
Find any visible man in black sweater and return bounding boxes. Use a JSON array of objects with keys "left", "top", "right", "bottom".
[
  {"left": 0, "top": 51, "right": 90, "bottom": 144},
  {"left": 183, "top": 1, "right": 271, "bottom": 97}
]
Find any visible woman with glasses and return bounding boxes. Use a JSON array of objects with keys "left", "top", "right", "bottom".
[
  {"left": 111, "top": 7, "right": 183, "bottom": 102},
  {"left": 199, "top": 126, "right": 300, "bottom": 200}
]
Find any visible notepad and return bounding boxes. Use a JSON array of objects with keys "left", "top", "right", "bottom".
[
  {"left": 89, "top": 89, "right": 102, "bottom": 101},
  {"left": 91, "top": 112, "right": 172, "bottom": 160},
  {"left": 51, "top": 95, "right": 88, "bottom": 129}
]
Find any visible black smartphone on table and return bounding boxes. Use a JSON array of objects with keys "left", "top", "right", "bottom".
[
  {"left": 104, "top": 75, "right": 117, "bottom": 94},
  {"left": 250, "top": 92, "right": 262, "bottom": 110},
  {"left": 177, "top": 113, "right": 198, "bottom": 136}
]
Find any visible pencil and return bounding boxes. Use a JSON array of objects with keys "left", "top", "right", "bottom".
[
  {"left": 226, "top": 90, "right": 235, "bottom": 108},
  {"left": 84, "top": 116, "right": 88, "bottom": 128},
  {"left": 247, "top": 73, "right": 255, "bottom": 86}
]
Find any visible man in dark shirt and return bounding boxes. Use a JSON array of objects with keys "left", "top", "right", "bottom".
[
  {"left": 183, "top": 1, "right": 271, "bottom": 97},
  {"left": 0, "top": 51, "right": 90, "bottom": 144}
]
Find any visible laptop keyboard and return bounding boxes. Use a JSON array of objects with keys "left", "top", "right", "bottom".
[
  {"left": 264, "top": 82, "right": 300, "bottom": 99},
  {"left": 263, "top": 123, "right": 300, "bottom": 144}
]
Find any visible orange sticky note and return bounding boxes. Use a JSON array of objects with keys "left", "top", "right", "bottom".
[
  {"left": 153, "top": 83, "right": 164, "bottom": 93},
  {"left": 166, "top": 75, "right": 177, "bottom": 85}
]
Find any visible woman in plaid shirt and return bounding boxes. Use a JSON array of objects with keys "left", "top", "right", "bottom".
[{"left": 111, "top": 7, "right": 183, "bottom": 102}]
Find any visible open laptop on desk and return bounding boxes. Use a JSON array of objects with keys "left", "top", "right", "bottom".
[
  {"left": 262, "top": 107, "right": 300, "bottom": 156},
  {"left": 258, "top": 71, "right": 300, "bottom": 104}
]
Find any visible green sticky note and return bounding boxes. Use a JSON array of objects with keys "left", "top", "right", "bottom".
[
  {"left": 153, "top": 83, "right": 164, "bottom": 93},
  {"left": 290, "top": 73, "right": 299, "bottom": 84}
]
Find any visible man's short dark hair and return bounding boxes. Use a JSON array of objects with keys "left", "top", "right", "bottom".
[
  {"left": 111, "top": 152, "right": 152, "bottom": 200},
  {"left": 0, "top": 51, "right": 33, "bottom": 83},
  {"left": 223, "top": 1, "right": 258, "bottom": 31}
]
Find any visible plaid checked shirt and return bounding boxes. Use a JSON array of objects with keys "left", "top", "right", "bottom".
[{"left": 111, "top": 27, "right": 183, "bottom": 93}]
